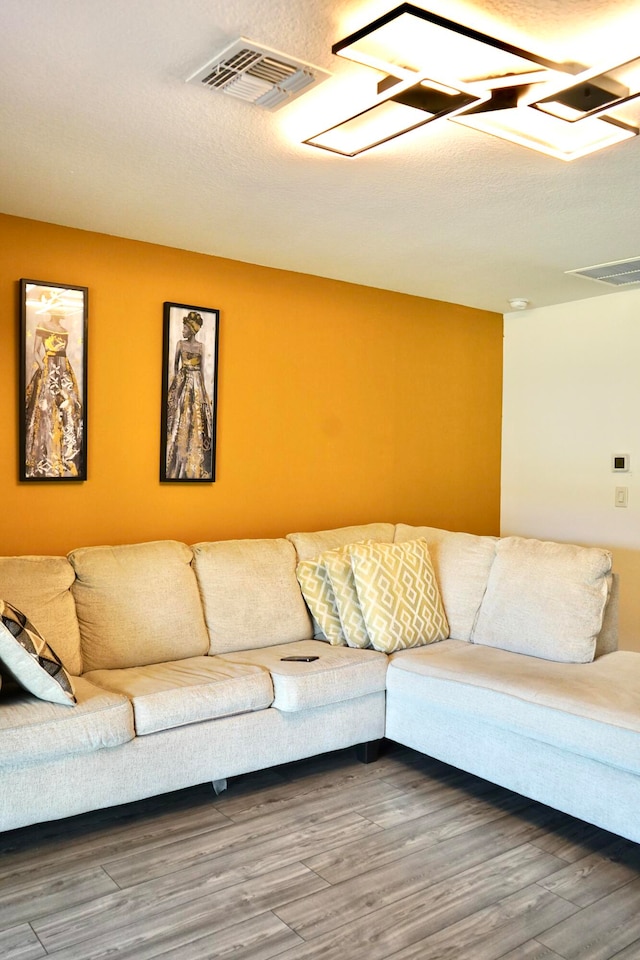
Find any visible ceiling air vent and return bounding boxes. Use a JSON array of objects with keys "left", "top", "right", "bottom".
[
  {"left": 186, "top": 38, "right": 329, "bottom": 110},
  {"left": 566, "top": 257, "right": 640, "bottom": 287}
]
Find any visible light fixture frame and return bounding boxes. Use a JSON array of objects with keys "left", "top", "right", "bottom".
[
  {"left": 304, "top": 71, "right": 490, "bottom": 157},
  {"left": 531, "top": 56, "right": 640, "bottom": 122},
  {"left": 453, "top": 92, "right": 637, "bottom": 161},
  {"left": 449, "top": 80, "right": 638, "bottom": 160},
  {"left": 332, "top": 2, "right": 568, "bottom": 82}
]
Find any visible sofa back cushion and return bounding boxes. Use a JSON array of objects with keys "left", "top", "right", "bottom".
[
  {"left": 192, "top": 538, "right": 313, "bottom": 654},
  {"left": 0, "top": 557, "right": 82, "bottom": 675},
  {"left": 70, "top": 541, "right": 209, "bottom": 671},
  {"left": 287, "top": 523, "right": 395, "bottom": 562},
  {"left": 394, "top": 524, "right": 497, "bottom": 641},
  {"left": 471, "top": 536, "right": 612, "bottom": 663},
  {"left": 595, "top": 572, "right": 618, "bottom": 657}
]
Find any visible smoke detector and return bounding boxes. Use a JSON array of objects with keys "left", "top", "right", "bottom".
[
  {"left": 186, "top": 38, "right": 329, "bottom": 110},
  {"left": 508, "top": 298, "right": 530, "bottom": 310},
  {"left": 566, "top": 257, "right": 640, "bottom": 287}
]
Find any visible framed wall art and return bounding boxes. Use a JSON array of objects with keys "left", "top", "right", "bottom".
[
  {"left": 160, "top": 301, "right": 219, "bottom": 482},
  {"left": 19, "top": 279, "right": 88, "bottom": 481}
]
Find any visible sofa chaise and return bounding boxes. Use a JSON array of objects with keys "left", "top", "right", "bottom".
[{"left": 1, "top": 520, "right": 638, "bottom": 849}]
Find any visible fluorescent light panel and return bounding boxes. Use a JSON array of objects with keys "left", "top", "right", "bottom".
[
  {"left": 305, "top": 75, "right": 487, "bottom": 156},
  {"left": 332, "top": 3, "right": 567, "bottom": 87}
]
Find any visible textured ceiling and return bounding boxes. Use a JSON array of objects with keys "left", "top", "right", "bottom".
[{"left": 2, "top": 0, "right": 640, "bottom": 312}]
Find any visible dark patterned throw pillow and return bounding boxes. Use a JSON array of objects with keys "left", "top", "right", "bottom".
[{"left": 0, "top": 600, "right": 76, "bottom": 705}]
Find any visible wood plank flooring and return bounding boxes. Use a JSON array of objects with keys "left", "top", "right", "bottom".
[{"left": 2, "top": 742, "right": 640, "bottom": 960}]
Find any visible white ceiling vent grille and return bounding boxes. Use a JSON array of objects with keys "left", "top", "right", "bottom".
[
  {"left": 187, "top": 39, "right": 329, "bottom": 110},
  {"left": 566, "top": 257, "right": 640, "bottom": 287}
]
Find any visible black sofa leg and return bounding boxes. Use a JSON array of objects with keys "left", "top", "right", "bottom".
[{"left": 356, "top": 740, "right": 381, "bottom": 764}]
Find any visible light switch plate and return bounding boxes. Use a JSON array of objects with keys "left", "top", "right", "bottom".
[{"left": 615, "top": 486, "right": 628, "bottom": 507}]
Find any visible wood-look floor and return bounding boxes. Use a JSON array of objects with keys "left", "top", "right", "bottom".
[{"left": 2, "top": 742, "right": 640, "bottom": 960}]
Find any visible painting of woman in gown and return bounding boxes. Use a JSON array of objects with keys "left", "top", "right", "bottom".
[
  {"left": 21, "top": 282, "right": 87, "bottom": 481},
  {"left": 162, "top": 306, "right": 219, "bottom": 481}
]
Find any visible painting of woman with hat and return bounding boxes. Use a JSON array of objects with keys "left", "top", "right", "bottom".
[{"left": 22, "top": 282, "right": 86, "bottom": 480}]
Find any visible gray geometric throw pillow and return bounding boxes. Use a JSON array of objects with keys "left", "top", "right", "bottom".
[{"left": 0, "top": 600, "right": 76, "bottom": 705}]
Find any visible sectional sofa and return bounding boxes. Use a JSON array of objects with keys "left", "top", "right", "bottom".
[{"left": 1, "top": 521, "right": 637, "bottom": 848}]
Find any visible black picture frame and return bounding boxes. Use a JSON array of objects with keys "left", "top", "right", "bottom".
[
  {"left": 160, "top": 300, "right": 219, "bottom": 482},
  {"left": 19, "top": 278, "right": 88, "bottom": 482}
]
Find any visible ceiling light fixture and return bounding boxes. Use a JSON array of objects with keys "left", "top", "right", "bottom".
[{"left": 304, "top": 3, "right": 639, "bottom": 160}]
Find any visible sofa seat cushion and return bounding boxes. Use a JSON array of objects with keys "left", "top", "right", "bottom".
[
  {"left": 0, "top": 677, "right": 134, "bottom": 768},
  {"left": 218, "top": 640, "right": 388, "bottom": 712},
  {"left": 387, "top": 640, "right": 640, "bottom": 775},
  {"left": 84, "top": 657, "right": 274, "bottom": 735}
]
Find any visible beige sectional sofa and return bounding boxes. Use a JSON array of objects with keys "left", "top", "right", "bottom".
[{"left": 1, "top": 521, "right": 638, "bottom": 848}]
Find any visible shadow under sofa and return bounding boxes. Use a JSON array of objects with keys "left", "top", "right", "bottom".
[{"left": 1, "top": 520, "right": 637, "bottom": 847}]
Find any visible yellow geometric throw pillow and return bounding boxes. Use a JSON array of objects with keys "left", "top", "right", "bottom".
[
  {"left": 296, "top": 558, "right": 346, "bottom": 645},
  {"left": 349, "top": 539, "right": 449, "bottom": 653},
  {"left": 322, "top": 543, "right": 372, "bottom": 649}
]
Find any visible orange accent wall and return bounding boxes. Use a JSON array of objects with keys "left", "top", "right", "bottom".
[{"left": 0, "top": 213, "right": 503, "bottom": 556}]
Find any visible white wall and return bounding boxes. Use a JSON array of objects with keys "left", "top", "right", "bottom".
[{"left": 502, "top": 287, "right": 640, "bottom": 651}]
